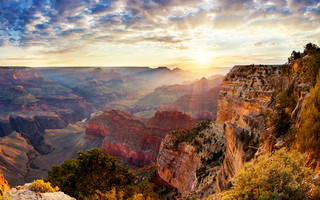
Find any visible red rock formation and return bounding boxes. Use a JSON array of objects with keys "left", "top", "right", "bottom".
[
  {"left": 157, "top": 142, "right": 201, "bottom": 197},
  {"left": 216, "top": 65, "right": 283, "bottom": 191},
  {"left": 85, "top": 110, "right": 197, "bottom": 168},
  {"left": 156, "top": 121, "right": 225, "bottom": 198}
]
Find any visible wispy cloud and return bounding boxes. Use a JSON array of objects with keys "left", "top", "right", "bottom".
[{"left": 0, "top": 0, "right": 319, "bottom": 67}]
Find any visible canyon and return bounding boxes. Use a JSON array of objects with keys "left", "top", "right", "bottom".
[
  {"left": 86, "top": 110, "right": 197, "bottom": 168},
  {"left": 154, "top": 65, "right": 287, "bottom": 198},
  {"left": 0, "top": 66, "right": 222, "bottom": 187},
  {"left": 0, "top": 59, "right": 318, "bottom": 199}
]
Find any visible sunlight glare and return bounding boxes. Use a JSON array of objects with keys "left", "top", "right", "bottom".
[{"left": 194, "top": 52, "right": 210, "bottom": 65}]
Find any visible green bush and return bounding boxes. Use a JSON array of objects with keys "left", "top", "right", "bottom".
[
  {"left": 29, "top": 179, "right": 59, "bottom": 193},
  {"left": 239, "top": 129, "right": 259, "bottom": 161},
  {"left": 47, "top": 148, "right": 135, "bottom": 199},
  {"left": 296, "top": 73, "right": 320, "bottom": 157},
  {"left": 47, "top": 148, "right": 158, "bottom": 199},
  {"left": 167, "top": 120, "right": 211, "bottom": 150},
  {"left": 221, "top": 149, "right": 320, "bottom": 200},
  {"left": 270, "top": 84, "right": 296, "bottom": 137}
]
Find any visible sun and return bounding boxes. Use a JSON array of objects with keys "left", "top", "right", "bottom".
[{"left": 194, "top": 52, "right": 210, "bottom": 66}]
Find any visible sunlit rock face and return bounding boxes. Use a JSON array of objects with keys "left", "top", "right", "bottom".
[
  {"left": 216, "top": 65, "right": 284, "bottom": 191},
  {"left": 156, "top": 121, "right": 225, "bottom": 199},
  {"left": 0, "top": 132, "right": 35, "bottom": 186},
  {"left": 86, "top": 110, "right": 197, "bottom": 168}
]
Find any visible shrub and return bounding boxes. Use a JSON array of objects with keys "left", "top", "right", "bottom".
[
  {"left": 296, "top": 73, "right": 320, "bottom": 157},
  {"left": 239, "top": 129, "right": 259, "bottom": 161},
  {"left": 47, "top": 148, "right": 158, "bottom": 199},
  {"left": 167, "top": 121, "right": 211, "bottom": 150},
  {"left": 270, "top": 84, "right": 296, "bottom": 137},
  {"left": 221, "top": 149, "right": 320, "bottom": 200},
  {"left": 29, "top": 179, "right": 59, "bottom": 193},
  {"left": 47, "top": 148, "right": 135, "bottom": 199},
  {"left": 0, "top": 195, "right": 10, "bottom": 200}
]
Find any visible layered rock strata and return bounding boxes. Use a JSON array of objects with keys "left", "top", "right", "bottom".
[
  {"left": 216, "top": 65, "right": 283, "bottom": 190},
  {"left": 86, "top": 110, "right": 197, "bottom": 168},
  {"left": 156, "top": 121, "right": 225, "bottom": 198}
]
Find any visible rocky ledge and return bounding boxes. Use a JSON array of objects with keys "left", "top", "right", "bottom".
[{"left": 6, "top": 183, "right": 75, "bottom": 200}]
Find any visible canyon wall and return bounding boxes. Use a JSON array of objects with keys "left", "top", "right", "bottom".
[
  {"left": 155, "top": 65, "right": 287, "bottom": 199},
  {"left": 156, "top": 121, "right": 225, "bottom": 199},
  {"left": 86, "top": 110, "right": 197, "bottom": 168},
  {"left": 216, "top": 65, "right": 284, "bottom": 190}
]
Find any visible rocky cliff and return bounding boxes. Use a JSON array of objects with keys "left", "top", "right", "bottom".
[
  {"left": 216, "top": 65, "right": 284, "bottom": 191},
  {"left": 0, "top": 132, "right": 36, "bottom": 186},
  {"left": 86, "top": 110, "right": 197, "bottom": 168},
  {"left": 156, "top": 121, "right": 225, "bottom": 199},
  {"left": 6, "top": 183, "right": 75, "bottom": 200},
  {"left": 155, "top": 65, "right": 287, "bottom": 199}
]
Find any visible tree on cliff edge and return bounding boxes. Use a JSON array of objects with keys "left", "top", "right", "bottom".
[{"left": 47, "top": 148, "right": 135, "bottom": 199}]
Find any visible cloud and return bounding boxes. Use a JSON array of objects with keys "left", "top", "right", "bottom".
[
  {"left": 254, "top": 42, "right": 263, "bottom": 46},
  {"left": 0, "top": 0, "right": 319, "bottom": 62},
  {"left": 214, "top": 0, "right": 255, "bottom": 13}
]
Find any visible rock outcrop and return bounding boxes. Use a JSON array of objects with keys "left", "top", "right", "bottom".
[
  {"left": 86, "top": 110, "right": 197, "bottom": 168},
  {"left": 0, "top": 132, "right": 35, "bottom": 186},
  {"left": 6, "top": 183, "right": 75, "bottom": 200},
  {"left": 156, "top": 121, "right": 225, "bottom": 199},
  {"left": 216, "top": 65, "right": 283, "bottom": 191}
]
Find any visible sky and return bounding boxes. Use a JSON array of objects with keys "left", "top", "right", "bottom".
[{"left": 0, "top": 0, "right": 319, "bottom": 70}]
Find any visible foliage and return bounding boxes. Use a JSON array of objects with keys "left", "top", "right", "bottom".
[
  {"left": 221, "top": 149, "right": 320, "bottom": 200},
  {"left": 0, "top": 195, "right": 10, "bottom": 200},
  {"left": 92, "top": 181, "right": 158, "bottom": 200},
  {"left": 301, "top": 51, "right": 320, "bottom": 86},
  {"left": 281, "top": 64, "right": 292, "bottom": 76},
  {"left": 270, "top": 84, "right": 296, "bottom": 137},
  {"left": 239, "top": 129, "right": 259, "bottom": 161},
  {"left": 29, "top": 179, "right": 59, "bottom": 193},
  {"left": 167, "top": 120, "right": 211, "bottom": 150},
  {"left": 287, "top": 43, "right": 320, "bottom": 86},
  {"left": 296, "top": 73, "right": 320, "bottom": 156},
  {"left": 47, "top": 148, "right": 157, "bottom": 199}
]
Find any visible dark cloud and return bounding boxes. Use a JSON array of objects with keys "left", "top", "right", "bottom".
[
  {"left": 57, "top": 28, "right": 85, "bottom": 37},
  {"left": 145, "top": 36, "right": 183, "bottom": 43},
  {"left": 288, "top": 0, "right": 319, "bottom": 12},
  {"left": 90, "top": 0, "right": 114, "bottom": 14},
  {"left": 215, "top": 0, "right": 255, "bottom": 12}
]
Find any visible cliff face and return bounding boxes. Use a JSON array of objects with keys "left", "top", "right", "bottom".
[
  {"left": 156, "top": 121, "right": 225, "bottom": 198},
  {"left": 216, "top": 65, "right": 284, "bottom": 191},
  {"left": 0, "top": 132, "right": 36, "bottom": 186},
  {"left": 86, "top": 110, "right": 197, "bottom": 168}
]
